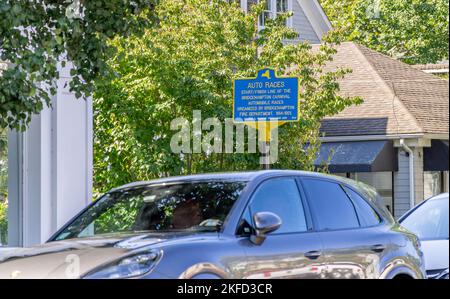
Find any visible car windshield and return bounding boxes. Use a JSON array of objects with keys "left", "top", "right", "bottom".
[
  {"left": 401, "top": 195, "right": 449, "bottom": 240},
  {"left": 54, "top": 180, "right": 247, "bottom": 241}
]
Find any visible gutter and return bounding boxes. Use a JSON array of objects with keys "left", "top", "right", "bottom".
[
  {"left": 400, "top": 139, "right": 415, "bottom": 209},
  {"left": 320, "top": 134, "right": 425, "bottom": 143},
  {"left": 320, "top": 133, "right": 449, "bottom": 143},
  {"left": 422, "top": 69, "right": 449, "bottom": 74}
]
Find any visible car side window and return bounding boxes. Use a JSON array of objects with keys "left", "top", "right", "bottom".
[
  {"left": 302, "top": 178, "right": 360, "bottom": 230},
  {"left": 344, "top": 186, "right": 381, "bottom": 227},
  {"left": 244, "top": 178, "right": 308, "bottom": 234}
]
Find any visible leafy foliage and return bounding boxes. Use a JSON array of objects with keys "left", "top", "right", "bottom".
[
  {"left": 94, "top": 196, "right": 144, "bottom": 234},
  {"left": 320, "top": 0, "right": 449, "bottom": 64},
  {"left": 0, "top": 200, "right": 6, "bottom": 245},
  {"left": 93, "top": 0, "right": 361, "bottom": 194},
  {"left": 0, "top": 129, "right": 6, "bottom": 244},
  {"left": 0, "top": 0, "right": 155, "bottom": 131}
]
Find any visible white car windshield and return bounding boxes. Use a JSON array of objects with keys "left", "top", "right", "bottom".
[{"left": 401, "top": 195, "right": 449, "bottom": 241}]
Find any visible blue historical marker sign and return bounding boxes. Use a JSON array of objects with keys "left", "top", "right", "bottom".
[{"left": 233, "top": 68, "right": 299, "bottom": 123}]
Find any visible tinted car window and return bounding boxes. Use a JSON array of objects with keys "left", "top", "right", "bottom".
[
  {"left": 54, "top": 181, "right": 247, "bottom": 240},
  {"left": 302, "top": 179, "right": 360, "bottom": 230},
  {"left": 401, "top": 196, "right": 449, "bottom": 240},
  {"left": 344, "top": 187, "right": 381, "bottom": 227},
  {"left": 247, "top": 178, "right": 307, "bottom": 234}
]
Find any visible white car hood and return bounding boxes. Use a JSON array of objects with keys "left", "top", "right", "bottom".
[{"left": 422, "top": 239, "right": 449, "bottom": 271}]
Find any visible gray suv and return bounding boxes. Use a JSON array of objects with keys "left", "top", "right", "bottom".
[{"left": 0, "top": 170, "right": 425, "bottom": 279}]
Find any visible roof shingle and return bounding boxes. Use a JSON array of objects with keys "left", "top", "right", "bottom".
[{"left": 320, "top": 42, "right": 449, "bottom": 137}]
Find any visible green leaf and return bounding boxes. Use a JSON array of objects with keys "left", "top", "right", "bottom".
[
  {"left": 92, "top": 0, "right": 361, "bottom": 194},
  {"left": 0, "top": 0, "right": 156, "bottom": 131}
]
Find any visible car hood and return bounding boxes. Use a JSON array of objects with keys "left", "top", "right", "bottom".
[
  {"left": 421, "top": 239, "right": 449, "bottom": 271},
  {"left": 0, "top": 231, "right": 214, "bottom": 279}
]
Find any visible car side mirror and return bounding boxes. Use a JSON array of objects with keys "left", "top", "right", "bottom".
[{"left": 250, "top": 212, "right": 282, "bottom": 245}]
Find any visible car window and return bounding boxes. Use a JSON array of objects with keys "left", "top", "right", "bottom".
[
  {"left": 54, "top": 181, "right": 247, "bottom": 240},
  {"left": 401, "top": 197, "right": 449, "bottom": 240},
  {"left": 245, "top": 178, "right": 308, "bottom": 234},
  {"left": 302, "top": 179, "right": 360, "bottom": 230},
  {"left": 344, "top": 187, "right": 381, "bottom": 227}
]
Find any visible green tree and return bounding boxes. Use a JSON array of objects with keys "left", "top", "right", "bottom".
[
  {"left": 0, "top": 0, "right": 154, "bottom": 131},
  {"left": 0, "top": 201, "right": 6, "bottom": 244},
  {"left": 0, "top": 130, "right": 6, "bottom": 199},
  {"left": 320, "top": 0, "right": 449, "bottom": 64},
  {"left": 93, "top": 0, "right": 361, "bottom": 194},
  {"left": 0, "top": 129, "right": 7, "bottom": 245}
]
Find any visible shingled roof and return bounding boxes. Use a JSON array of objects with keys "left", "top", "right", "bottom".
[{"left": 320, "top": 42, "right": 449, "bottom": 137}]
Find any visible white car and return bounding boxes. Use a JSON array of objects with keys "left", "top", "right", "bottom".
[{"left": 400, "top": 193, "right": 449, "bottom": 279}]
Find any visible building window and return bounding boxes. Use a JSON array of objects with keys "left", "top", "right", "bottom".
[
  {"left": 258, "top": 0, "right": 273, "bottom": 27},
  {"left": 244, "top": 0, "right": 291, "bottom": 28},
  {"left": 226, "top": 0, "right": 241, "bottom": 5},
  {"left": 276, "top": 0, "right": 288, "bottom": 15},
  {"left": 444, "top": 171, "right": 449, "bottom": 193},
  {"left": 0, "top": 129, "right": 7, "bottom": 246},
  {"left": 246, "top": 0, "right": 258, "bottom": 11},
  {"left": 424, "top": 171, "right": 444, "bottom": 199}
]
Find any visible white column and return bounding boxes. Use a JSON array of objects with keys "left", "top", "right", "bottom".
[
  {"left": 7, "top": 63, "right": 93, "bottom": 247},
  {"left": 52, "top": 64, "right": 93, "bottom": 233}
]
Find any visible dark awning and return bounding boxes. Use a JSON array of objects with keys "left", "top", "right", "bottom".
[
  {"left": 314, "top": 140, "right": 398, "bottom": 173},
  {"left": 424, "top": 140, "right": 449, "bottom": 171}
]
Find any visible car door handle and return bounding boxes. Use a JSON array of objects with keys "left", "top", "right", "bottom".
[
  {"left": 370, "top": 244, "right": 386, "bottom": 253},
  {"left": 304, "top": 250, "right": 322, "bottom": 260}
]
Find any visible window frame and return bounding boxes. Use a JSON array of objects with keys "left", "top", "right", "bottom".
[
  {"left": 49, "top": 179, "right": 249, "bottom": 242},
  {"left": 234, "top": 176, "right": 314, "bottom": 237},
  {"left": 342, "top": 185, "right": 383, "bottom": 228},
  {"left": 298, "top": 176, "right": 385, "bottom": 233},
  {"left": 253, "top": 0, "right": 293, "bottom": 29}
]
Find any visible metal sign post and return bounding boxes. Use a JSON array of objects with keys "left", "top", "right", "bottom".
[
  {"left": 233, "top": 68, "right": 299, "bottom": 169},
  {"left": 260, "top": 141, "right": 271, "bottom": 170}
]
